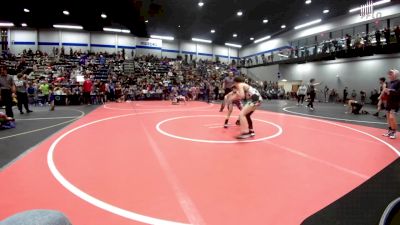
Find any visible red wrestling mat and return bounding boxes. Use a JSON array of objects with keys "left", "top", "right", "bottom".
[{"left": 1, "top": 101, "right": 399, "bottom": 225}]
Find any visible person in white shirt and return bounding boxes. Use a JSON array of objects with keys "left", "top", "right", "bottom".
[
  {"left": 296, "top": 83, "right": 308, "bottom": 105},
  {"left": 15, "top": 73, "right": 32, "bottom": 114}
]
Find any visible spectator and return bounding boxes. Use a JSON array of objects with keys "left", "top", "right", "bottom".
[
  {"left": 345, "top": 34, "right": 352, "bottom": 50},
  {"left": 329, "top": 89, "right": 338, "bottom": 103},
  {"left": 39, "top": 80, "right": 50, "bottom": 105},
  {"left": 0, "top": 65, "right": 16, "bottom": 118},
  {"left": 1, "top": 209, "right": 72, "bottom": 225},
  {"left": 395, "top": 26, "right": 400, "bottom": 44},
  {"left": 82, "top": 76, "right": 92, "bottom": 105},
  {"left": 370, "top": 89, "right": 380, "bottom": 105},
  {"left": 384, "top": 27, "right": 391, "bottom": 45},
  {"left": 355, "top": 34, "right": 364, "bottom": 48},
  {"left": 351, "top": 89, "right": 357, "bottom": 100},
  {"left": 360, "top": 90, "right": 366, "bottom": 104},
  {"left": 375, "top": 30, "right": 382, "bottom": 46},
  {"left": 324, "top": 85, "right": 329, "bottom": 102},
  {"left": 296, "top": 83, "right": 308, "bottom": 105},
  {"left": 15, "top": 73, "right": 32, "bottom": 114},
  {"left": 343, "top": 87, "right": 349, "bottom": 104},
  {"left": 27, "top": 81, "right": 37, "bottom": 105}
]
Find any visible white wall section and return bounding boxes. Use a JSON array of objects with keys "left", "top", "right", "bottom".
[
  {"left": 9, "top": 29, "right": 37, "bottom": 54},
  {"left": 61, "top": 31, "right": 90, "bottom": 53}
]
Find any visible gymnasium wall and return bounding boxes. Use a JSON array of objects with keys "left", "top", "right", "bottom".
[
  {"left": 240, "top": 64, "right": 280, "bottom": 81},
  {"left": 9, "top": 30, "right": 37, "bottom": 54},
  {"left": 90, "top": 32, "right": 117, "bottom": 54},
  {"left": 161, "top": 40, "right": 180, "bottom": 59},
  {"left": 242, "top": 53, "right": 400, "bottom": 95}
]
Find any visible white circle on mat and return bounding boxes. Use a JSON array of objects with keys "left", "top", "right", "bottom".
[{"left": 156, "top": 115, "right": 283, "bottom": 144}]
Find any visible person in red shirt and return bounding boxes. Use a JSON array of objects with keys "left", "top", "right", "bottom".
[
  {"left": 99, "top": 82, "right": 107, "bottom": 104},
  {"left": 82, "top": 76, "right": 92, "bottom": 105}
]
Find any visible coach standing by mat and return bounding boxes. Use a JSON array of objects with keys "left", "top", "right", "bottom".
[
  {"left": 0, "top": 65, "right": 16, "bottom": 118},
  {"left": 383, "top": 69, "right": 400, "bottom": 139},
  {"left": 220, "top": 71, "right": 235, "bottom": 112}
]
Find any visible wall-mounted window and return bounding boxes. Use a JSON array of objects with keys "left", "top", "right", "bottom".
[
  {"left": 317, "top": 32, "right": 330, "bottom": 43},
  {"left": 369, "top": 19, "right": 386, "bottom": 31},
  {"left": 299, "top": 38, "right": 307, "bottom": 48},
  {"left": 332, "top": 30, "right": 343, "bottom": 39},
  {"left": 354, "top": 24, "right": 367, "bottom": 36},
  {"left": 307, "top": 36, "right": 316, "bottom": 46},
  {"left": 343, "top": 27, "right": 355, "bottom": 37},
  {"left": 391, "top": 17, "right": 400, "bottom": 28}
]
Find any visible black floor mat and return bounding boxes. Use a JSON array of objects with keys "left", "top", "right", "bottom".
[{"left": 301, "top": 158, "right": 400, "bottom": 225}]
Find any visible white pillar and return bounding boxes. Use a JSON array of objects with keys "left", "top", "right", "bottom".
[
  {"left": 115, "top": 33, "right": 118, "bottom": 53},
  {"left": 212, "top": 44, "right": 214, "bottom": 61},
  {"left": 88, "top": 32, "right": 91, "bottom": 53},
  {"left": 160, "top": 39, "right": 163, "bottom": 58},
  {"left": 195, "top": 43, "right": 198, "bottom": 60},
  {"left": 8, "top": 28, "right": 13, "bottom": 54},
  {"left": 59, "top": 30, "right": 62, "bottom": 47},
  {"left": 35, "top": 29, "right": 39, "bottom": 51},
  {"left": 178, "top": 39, "right": 181, "bottom": 55},
  {"left": 228, "top": 47, "right": 231, "bottom": 63}
]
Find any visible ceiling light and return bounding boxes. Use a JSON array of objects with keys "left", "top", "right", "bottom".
[
  {"left": 323, "top": 9, "right": 330, "bottom": 14},
  {"left": 178, "top": 25, "right": 181, "bottom": 28},
  {"left": 53, "top": 24, "right": 83, "bottom": 30},
  {"left": 254, "top": 35, "right": 271, "bottom": 43},
  {"left": 281, "top": 25, "right": 286, "bottom": 29},
  {"left": 233, "top": 33, "right": 237, "bottom": 37},
  {"left": 373, "top": 0, "right": 391, "bottom": 6},
  {"left": 349, "top": 7, "right": 360, "bottom": 13},
  {"left": 349, "top": 0, "right": 391, "bottom": 13},
  {"left": 305, "top": 0, "right": 312, "bottom": 4},
  {"left": 101, "top": 13, "right": 107, "bottom": 19},
  {"left": 0, "top": 23, "right": 15, "bottom": 27},
  {"left": 21, "top": 23, "right": 27, "bottom": 27},
  {"left": 281, "top": 79, "right": 288, "bottom": 82},
  {"left": 237, "top": 11, "right": 243, "bottom": 16},
  {"left": 150, "top": 35, "right": 174, "bottom": 40},
  {"left": 192, "top": 38, "right": 212, "bottom": 43},
  {"left": 263, "top": 19, "right": 269, "bottom": 24},
  {"left": 250, "top": 37, "right": 254, "bottom": 41},
  {"left": 211, "top": 29, "right": 215, "bottom": 33},
  {"left": 145, "top": 20, "right": 149, "bottom": 23},
  {"left": 23, "top": 8, "right": 30, "bottom": 13},
  {"left": 198, "top": 2, "right": 204, "bottom": 7},
  {"left": 103, "top": 27, "right": 130, "bottom": 33},
  {"left": 225, "top": 43, "right": 242, "bottom": 48},
  {"left": 294, "top": 19, "right": 322, "bottom": 30},
  {"left": 63, "top": 10, "right": 70, "bottom": 15}
]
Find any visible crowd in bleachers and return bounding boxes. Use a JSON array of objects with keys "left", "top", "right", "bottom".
[
  {"left": 0, "top": 48, "right": 253, "bottom": 111},
  {"left": 240, "top": 25, "right": 400, "bottom": 67}
]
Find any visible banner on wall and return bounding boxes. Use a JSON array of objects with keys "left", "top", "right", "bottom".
[{"left": 136, "top": 38, "right": 162, "bottom": 48}]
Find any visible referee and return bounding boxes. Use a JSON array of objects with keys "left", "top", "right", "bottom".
[
  {"left": 0, "top": 65, "right": 16, "bottom": 118},
  {"left": 219, "top": 71, "right": 235, "bottom": 112}
]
